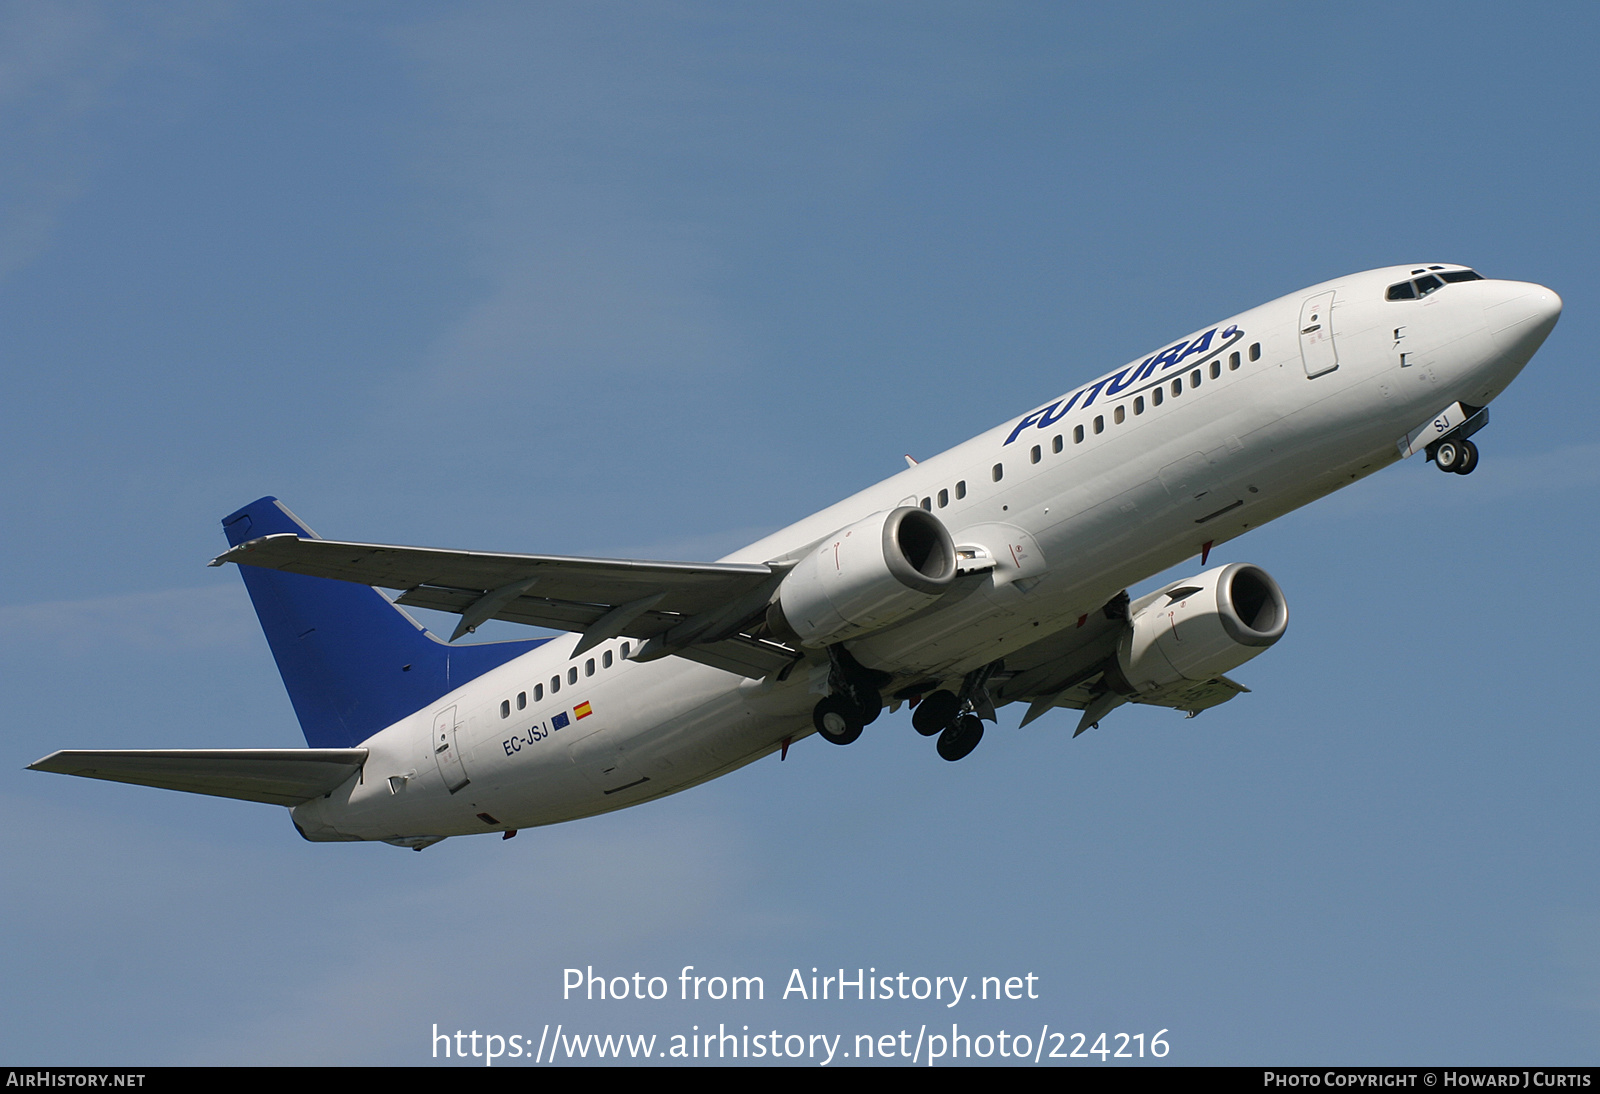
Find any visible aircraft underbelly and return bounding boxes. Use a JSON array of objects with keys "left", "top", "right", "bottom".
[
  {"left": 313, "top": 317, "right": 1445, "bottom": 840},
  {"left": 305, "top": 658, "right": 819, "bottom": 836},
  {"left": 174, "top": 266, "right": 1558, "bottom": 845}
]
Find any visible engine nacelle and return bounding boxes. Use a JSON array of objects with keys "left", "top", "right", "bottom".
[
  {"left": 1114, "top": 563, "right": 1288, "bottom": 694},
  {"left": 767, "top": 507, "right": 958, "bottom": 648}
]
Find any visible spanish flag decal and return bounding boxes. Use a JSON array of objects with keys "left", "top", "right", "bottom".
[{"left": 574, "top": 701, "right": 593, "bottom": 720}]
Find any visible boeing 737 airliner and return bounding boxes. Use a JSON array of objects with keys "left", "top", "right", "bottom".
[{"left": 31, "top": 264, "right": 1561, "bottom": 849}]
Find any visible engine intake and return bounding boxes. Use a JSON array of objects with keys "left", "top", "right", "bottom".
[
  {"left": 1114, "top": 563, "right": 1288, "bottom": 694},
  {"left": 767, "top": 507, "right": 957, "bottom": 647}
]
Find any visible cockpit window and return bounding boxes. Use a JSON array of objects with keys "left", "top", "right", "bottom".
[{"left": 1386, "top": 268, "right": 1482, "bottom": 301}]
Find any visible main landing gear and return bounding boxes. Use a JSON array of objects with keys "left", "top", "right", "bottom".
[
  {"left": 811, "top": 646, "right": 886, "bottom": 746},
  {"left": 936, "top": 714, "right": 984, "bottom": 762},
  {"left": 809, "top": 649, "right": 999, "bottom": 763},
  {"left": 908, "top": 661, "right": 1001, "bottom": 762},
  {"left": 812, "top": 690, "right": 878, "bottom": 745},
  {"left": 1432, "top": 437, "right": 1479, "bottom": 475},
  {"left": 913, "top": 692, "right": 987, "bottom": 761}
]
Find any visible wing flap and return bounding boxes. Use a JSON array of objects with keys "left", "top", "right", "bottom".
[
  {"left": 213, "top": 534, "right": 774, "bottom": 616},
  {"left": 214, "top": 532, "right": 803, "bottom": 680},
  {"left": 28, "top": 748, "right": 368, "bottom": 807},
  {"left": 1138, "top": 674, "right": 1250, "bottom": 714},
  {"left": 669, "top": 636, "right": 801, "bottom": 679},
  {"left": 394, "top": 585, "right": 679, "bottom": 638},
  {"left": 995, "top": 593, "right": 1249, "bottom": 726},
  {"left": 1010, "top": 674, "right": 1249, "bottom": 727}
]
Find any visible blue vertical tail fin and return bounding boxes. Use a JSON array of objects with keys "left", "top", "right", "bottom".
[{"left": 222, "top": 497, "right": 546, "bottom": 748}]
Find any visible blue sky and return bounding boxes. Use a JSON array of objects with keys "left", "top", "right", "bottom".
[{"left": 2, "top": 2, "right": 1597, "bottom": 1065}]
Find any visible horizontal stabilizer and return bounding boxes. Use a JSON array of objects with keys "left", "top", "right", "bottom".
[{"left": 28, "top": 748, "right": 368, "bottom": 807}]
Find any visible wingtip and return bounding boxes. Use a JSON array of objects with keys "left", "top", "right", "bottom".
[
  {"left": 26, "top": 751, "right": 66, "bottom": 773},
  {"left": 208, "top": 533, "right": 301, "bottom": 568},
  {"left": 208, "top": 542, "right": 246, "bottom": 567}
]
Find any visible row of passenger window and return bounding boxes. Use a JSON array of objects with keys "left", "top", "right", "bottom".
[
  {"left": 499, "top": 642, "right": 631, "bottom": 718},
  {"left": 918, "top": 342, "right": 1261, "bottom": 511}
]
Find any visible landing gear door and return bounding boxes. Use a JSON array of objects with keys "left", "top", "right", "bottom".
[
  {"left": 431, "top": 706, "right": 470, "bottom": 794},
  {"left": 1299, "top": 291, "right": 1338, "bottom": 378}
]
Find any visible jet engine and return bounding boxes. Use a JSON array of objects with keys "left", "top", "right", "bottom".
[
  {"left": 1113, "top": 563, "right": 1288, "bottom": 694},
  {"left": 767, "top": 507, "right": 958, "bottom": 648}
]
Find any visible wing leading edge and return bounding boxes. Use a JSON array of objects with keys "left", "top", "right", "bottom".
[{"left": 212, "top": 533, "right": 802, "bottom": 678}]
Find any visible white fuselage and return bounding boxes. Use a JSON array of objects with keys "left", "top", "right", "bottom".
[{"left": 292, "top": 265, "right": 1560, "bottom": 844}]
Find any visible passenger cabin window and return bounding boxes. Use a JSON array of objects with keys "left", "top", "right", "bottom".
[
  {"left": 1052, "top": 435, "right": 1062, "bottom": 453},
  {"left": 1134, "top": 395, "right": 1145, "bottom": 414},
  {"left": 1190, "top": 369, "right": 1201, "bottom": 388},
  {"left": 920, "top": 497, "right": 931, "bottom": 511},
  {"left": 938, "top": 488, "right": 948, "bottom": 507},
  {"left": 1210, "top": 360, "right": 1221, "bottom": 379},
  {"left": 1093, "top": 415, "right": 1104, "bottom": 434},
  {"left": 535, "top": 683, "right": 544, "bottom": 701},
  {"left": 517, "top": 691, "right": 526, "bottom": 710},
  {"left": 1249, "top": 342, "right": 1261, "bottom": 361},
  {"left": 621, "top": 642, "right": 631, "bottom": 659},
  {"left": 568, "top": 667, "right": 578, "bottom": 685},
  {"left": 585, "top": 658, "right": 595, "bottom": 677},
  {"left": 1113, "top": 406, "right": 1125, "bottom": 424},
  {"left": 992, "top": 463, "right": 1004, "bottom": 482},
  {"left": 1229, "top": 351, "right": 1240, "bottom": 370},
  {"left": 955, "top": 481, "right": 967, "bottom": 499},
  {"left": 1073, "top": 425, "right": 1084, "bottom": 443},
  {"left": 603, "top": 650, "right": 613, "bottom": 668},
  {"left": 551, "top": 675, "right": 560, "bottom": 693},
  {"left": 1030, "top": 445, "right": 1041, "bottom": 464},
  {"left": 1171, "top": 379, "right": 1182, "bottom": 397},
  {"left": 1153, "top": 387, "right": 1164, "bottom": 406},
  {"left": 500, "top": 700, "right": 510, "bottom": 719}
]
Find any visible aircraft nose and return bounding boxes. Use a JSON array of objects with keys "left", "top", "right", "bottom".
[{"left": 1486, "top": 281, "right": 1562, "bottom": 360}]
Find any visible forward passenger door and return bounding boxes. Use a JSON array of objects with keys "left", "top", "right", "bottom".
[{"left": 1299, "top": 291, "right": 1339, "bottom": 378}]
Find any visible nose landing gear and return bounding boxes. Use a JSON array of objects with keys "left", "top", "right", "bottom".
[{"left": 1433, "top": 438, "right": 1479, "bottom": 475}]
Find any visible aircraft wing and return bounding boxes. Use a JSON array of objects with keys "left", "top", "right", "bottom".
[
  {"left": 28, "top": 748, "right": 368, "bottom": 807},
  {"left": 992, "top": 595, "right": 1247, "bottom": 728},
  {"left": 212, "top": 533, "right": 801, "bottom": 676},
  {"left": 1003, "top": 672, "right": 1248, "bottom": 717}
]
